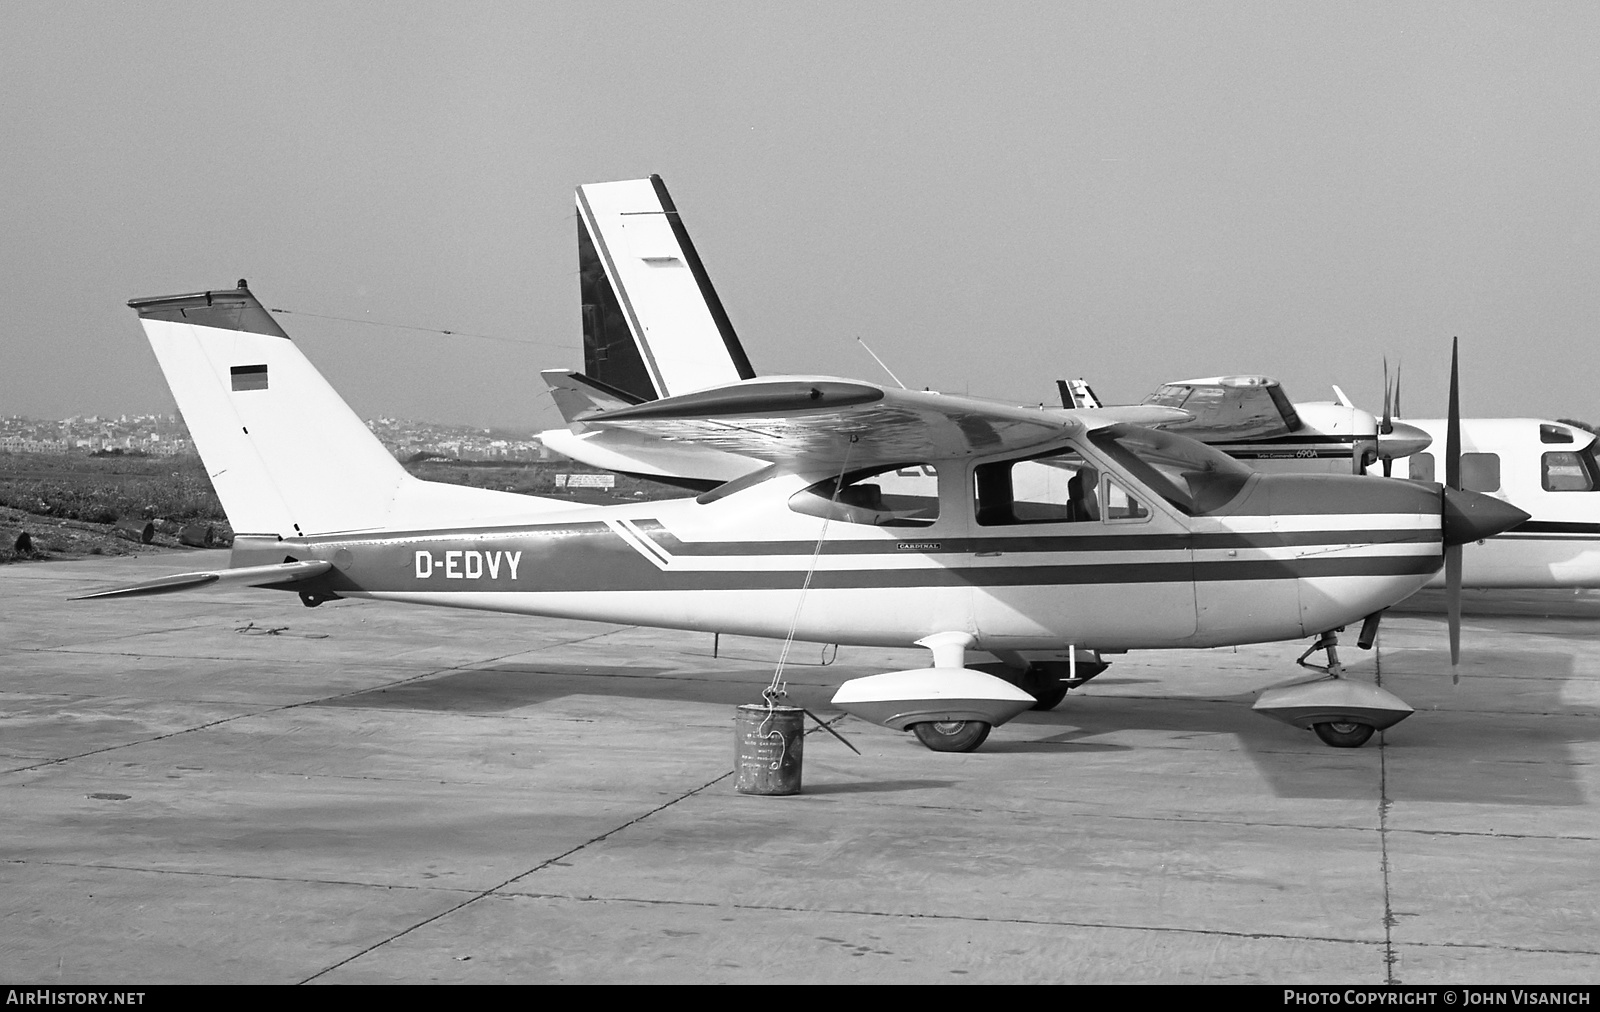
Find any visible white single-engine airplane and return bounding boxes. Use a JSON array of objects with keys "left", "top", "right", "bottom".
[{"left": 84, "top": 276, "right": 1525, "bottom": 752}]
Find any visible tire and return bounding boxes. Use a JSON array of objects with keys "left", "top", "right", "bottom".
[
  {"left": 1313, "top": 721, "right": 1375, "bottom": 748},
  {"left": 912, "top": 720, "right": 992, "bottom": 753}
]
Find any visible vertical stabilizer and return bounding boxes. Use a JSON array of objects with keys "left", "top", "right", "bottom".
[
  {"left": 130, "top": 283, "right": 411, "bottom": 537},
  {"left": 1058, "top": 378, "right": 1103, "bottom": 410},
  {"left": 575, "top": 176, "right": 755, "bottom": 401}
]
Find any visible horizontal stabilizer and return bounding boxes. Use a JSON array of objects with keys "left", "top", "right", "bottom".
[
  {"left": 542, "top": 368, "right": 644, "bottom": 426},
  {"left": 538, "top": 426, "right": 761, "bottom": 485},
  {"left": 78, "top": 560, "right": 333, "bottom": 600}
]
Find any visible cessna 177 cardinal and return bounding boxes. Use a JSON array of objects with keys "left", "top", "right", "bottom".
[{"left": 85, "top": 273, "right": 1526, "bottom": 752}]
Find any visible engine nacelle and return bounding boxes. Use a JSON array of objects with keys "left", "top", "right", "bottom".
[{"left": 832, "top": 668, "right": 1037, "bottom": 730}]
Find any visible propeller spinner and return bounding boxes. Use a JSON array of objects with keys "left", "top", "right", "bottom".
[{"left": 1376, "top": 358, "right": 1431, "bottom": 475}]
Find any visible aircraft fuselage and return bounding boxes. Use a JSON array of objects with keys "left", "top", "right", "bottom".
[{"left": 249, "top": 462, "right": 1447, "bottom": 655}]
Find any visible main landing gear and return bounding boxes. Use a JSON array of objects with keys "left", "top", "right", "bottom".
[
  {"left": 1252, "top": 626, "right": 1415, "bottom": 748},
  {"left": 829, "top": 633, "right": 1040, "bottom": 754},
  {"left": 912, "top": 720, "right": 992, "bottom": 752},
  {"left": 893, "top": 655, "right": 1115, "bottom": 753}
]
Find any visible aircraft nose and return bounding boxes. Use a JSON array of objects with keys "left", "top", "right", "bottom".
[
  {"left": 1379, "top": 421, "right": 1432, "bottom": 461},
  {"left": 1440, "top": 487, "right": 1530, "bottom": 546}
]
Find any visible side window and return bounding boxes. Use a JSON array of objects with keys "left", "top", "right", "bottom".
[
  {"left": 1543, "top": 450, "right": 1598, "bottom": 492},
  {"left": 1409, "top": 452, "right": 1435, "bottom": 483},
  {"left": 1102, "top": 477, "right": 1150, "bottom": 522},
  {"left": 974, "top": 452, "right": 1103, "bottom": 526},
  {"left": 789, "top": 464, "right": 939, "bottom": 527},
  {"left": 1461, "top": 452, "right": 1501, "bottom": 493}
]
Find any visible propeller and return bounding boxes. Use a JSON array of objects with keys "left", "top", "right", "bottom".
[
  {"left": 1445, "top": 340, "right": 1463, "bottom": 676},
  {"left": 1375, "top": 356, "right": 1431, "bottom": 475},
  {"left": 1435, "top": 338, "right": 1530, "bottom": 680}
]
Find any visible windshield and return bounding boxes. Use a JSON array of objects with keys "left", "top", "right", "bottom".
[{"left": 1086, "top": 424, "right": 1253, "bottom": 515}]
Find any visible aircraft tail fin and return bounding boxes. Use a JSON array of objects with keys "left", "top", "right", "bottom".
[
  {"left": 576, "top": 175, "right": 755, "bottom": 402},
  {"left": 130, "top": 283, "right": 557, "bottom": 539},
  {"left": 1057, "top": 378, "right": 1103, "bottom": 410}
]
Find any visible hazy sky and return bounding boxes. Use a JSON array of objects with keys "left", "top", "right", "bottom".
[{"left": 3, "top": 2, "right": 1596, "bottom": 430}]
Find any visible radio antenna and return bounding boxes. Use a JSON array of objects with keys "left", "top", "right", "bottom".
[{"left": 855, "top": 336, "right": 908, "bottom": 390}]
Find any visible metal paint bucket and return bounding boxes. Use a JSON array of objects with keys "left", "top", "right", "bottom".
[
  {"left": 178, "top": 523, "right": 214, "bottom": 548},
  {"left": 735, "top": 704, "right": 804, "bottom": 796}
]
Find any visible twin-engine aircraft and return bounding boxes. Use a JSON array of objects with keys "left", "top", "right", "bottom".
[
  {"left": 546, "top": 178, "right": 1596, "bottom": 594},
  {"left": 1065, "top": 376, "right": 1600, "bottom": 589}
]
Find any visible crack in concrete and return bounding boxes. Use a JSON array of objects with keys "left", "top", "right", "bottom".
[
  {"left": 489, "top": 891, "right": 1600, "bottom": 957},
  {"left": 1377, "top": 640, "right": 1400, "bottom": 985},
  {"left": 297, "top": 768, "right": 736, "bottom": 983},
  {"left": 0, "top": 633, "right": 619, "bottom": 775},
  {"left": 0, "top": 856, "right": 477, "bottom": 895}
]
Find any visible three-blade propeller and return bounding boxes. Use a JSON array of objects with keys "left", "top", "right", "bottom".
[{"left": 1376, "top": 356, "right": 1431, "bottom": 475}]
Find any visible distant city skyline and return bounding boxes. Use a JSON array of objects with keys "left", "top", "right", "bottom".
[
  {"left": 4, "top": 4, "right": 1596, "bottom": 430},
  {"left": 1, "top": 412, "right": 551, "bottom": 463}
]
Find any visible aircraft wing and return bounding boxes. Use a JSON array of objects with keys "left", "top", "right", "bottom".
[
  {"left": 77, "top": 560, "right": 333, "bottom": 600},
  {"left": 1068, "top": 405, "right": 1193, "bottom": 427},
  {"left": 577, "top": 377, "right": 1081, "bottom": 470}
]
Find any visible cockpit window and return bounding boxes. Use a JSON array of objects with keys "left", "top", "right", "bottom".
[
  {"left": 1146, "top": 384, "right": 1192, "bottom": 408},
  {"left": 1543, "top": 448, "right": 1599, "bottom": 492},
  {"left": 790, "top": 464, "right": 940, "bottom": 527},
  {"left": 1086, "top": 424, "right": 1253, "bottom": 515}
]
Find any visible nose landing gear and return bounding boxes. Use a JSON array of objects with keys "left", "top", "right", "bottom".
[{"left": 1253, "top": 629, "right": 1414, "bottom": 748}]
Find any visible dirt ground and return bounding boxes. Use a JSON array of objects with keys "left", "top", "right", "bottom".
[
  {"left": 0, "top": 452, "right": 685, "bottom": 567},
  {"left": 0, "top": 504, "right": 197, "bottom": 565}
]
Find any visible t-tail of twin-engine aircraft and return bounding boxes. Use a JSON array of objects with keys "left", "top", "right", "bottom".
[
  {"left": 541, "top": 176, "right": 768, "bottom": 490},
  {"left": 88, "top": 207, "right": 1526, "bottom": 752}
]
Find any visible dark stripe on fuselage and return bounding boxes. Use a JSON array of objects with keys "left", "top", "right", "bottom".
[
  {"left": 628, "top": 519, "right": 1438, "bottom": 557},
  {"left": 297, "top": 520, "right": 1440, "bottom": 598},
  {"left": 1226, "top": 448, "right": 1358, "bottom": 460},
  {"left": 295, "top": 518, "right": 1438, "bottom": 556},
  {"left": 1211, "top": 434, "right": 1364, "bottom": 447},
  {"left": 1505, "top": 520, "right": 1600, "bottom": 537}
]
